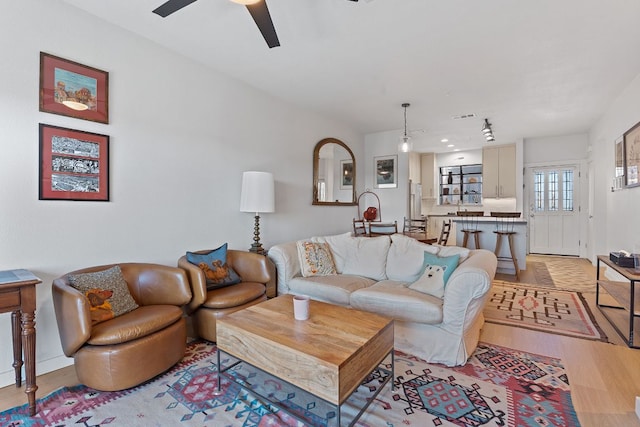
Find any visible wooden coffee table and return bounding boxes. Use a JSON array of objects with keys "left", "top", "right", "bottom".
[{"left": 215, "top": 294, "right": 394, "bottom": 426}]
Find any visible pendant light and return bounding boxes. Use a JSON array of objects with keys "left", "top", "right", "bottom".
[{"left": 399, "top": 102, "right": 413, "bottom": 153}]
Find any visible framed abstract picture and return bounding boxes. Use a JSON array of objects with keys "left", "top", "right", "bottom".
[
  {"left": 624, "top": 120, "right": 640, "bottom": 188},
  {"left": 340, "top": 159, "right": 353, "bottom": 189},
  {"left": 39, "top": 124, "right": 110, "bottom": 201},
  {"left": 374, "top": 155, "right": 397, "bottom": 189},
  {"left": 39, "top": 52, "right": 109, "bottom": 124}
]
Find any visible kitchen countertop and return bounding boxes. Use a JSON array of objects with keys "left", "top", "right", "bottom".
[
  {"left": 427, "top": 213, "right": 527, "bottom": 224},
  {"left": 451, "top": 216, "right": 527, "bottom": 223}
]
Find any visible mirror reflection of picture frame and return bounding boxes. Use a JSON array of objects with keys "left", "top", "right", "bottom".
[
  {"left": 624, "top": 120, "right": 640, "bottom": 188},
  {"left": 374, "top": 155, "right": 397, "bottom": 189},
  {"left": 614, "top": 136, "right": 625, "bottom": 190},
  {"left": 340, "top": 159, "right": 353, "bottom": 189}
]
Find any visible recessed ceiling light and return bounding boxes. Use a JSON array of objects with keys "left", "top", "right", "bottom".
[
  {"left": 441, "top": 138, "right": 448, "bottom": 143},
  {"left": 447, "top": 144, "right": 454, "bottom": 148},
  {"left": 454, "top": 149, "right": 460, "bottom": 152}
]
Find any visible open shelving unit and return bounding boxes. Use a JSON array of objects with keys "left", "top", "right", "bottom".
[{"left": 439, "top": 164, "right": 482, "bottom": 206}]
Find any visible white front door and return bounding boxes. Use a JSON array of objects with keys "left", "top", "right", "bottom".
[{"left": 528, "top": 165, "right": 580, "bottom": 255}]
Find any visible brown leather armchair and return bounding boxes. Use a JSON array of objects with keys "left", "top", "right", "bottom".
[
  {"left": 52, "top": 263, "right": 192, "bottom": 391},
  {"left": 178, "top": 250, "right": 275, "bottom": 342}
]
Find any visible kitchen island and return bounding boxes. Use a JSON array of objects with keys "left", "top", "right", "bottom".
[{"left": 452, "top": 215, "right": 527, "bottom": 275}]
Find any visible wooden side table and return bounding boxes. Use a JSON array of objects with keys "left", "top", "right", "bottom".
[{"left": 0, "top": 269, "right": 42, "bottom": 416}]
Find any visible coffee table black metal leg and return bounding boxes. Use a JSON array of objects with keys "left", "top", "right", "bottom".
[
  {"left": 212, "top": 347, "right": 224, "bottom": 396},
  {"left": 391, "top": 350, "right": 395, "bottom": 391}
]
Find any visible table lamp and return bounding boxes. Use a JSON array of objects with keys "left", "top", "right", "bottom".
[{"left": 240, "top": 171, "right": 275, "bottom": 255}]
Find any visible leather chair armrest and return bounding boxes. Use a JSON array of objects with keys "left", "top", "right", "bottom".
[
  {"left": 227, "top": 250, "right": 276, "bottom": 298},
  {"left": 119, "top": 263, "right": 192, "bottom": 307},
  {"left": 52, "top": 278, "right": 92, "bottom": 357},
  {"left": 177, "top": 256, "right": 208, "bottom": 313}
]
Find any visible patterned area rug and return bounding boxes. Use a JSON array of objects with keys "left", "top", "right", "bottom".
[
  {"left": 0, "top": 341, "right": 581, "bottom": 427},
  {"left": 527, "top": 255, "right": 596, "bottom": 293},
  {"left": 485, "top": 280, "right": 607, "bottom": 342}
]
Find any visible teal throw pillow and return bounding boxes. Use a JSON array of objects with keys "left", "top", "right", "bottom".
[
  {"left": 409, "top": 252, "right": 460, "bottom": 298},
  {"left": 186, "top": 243, "right": 242, "bottom": 290},
  {"left": 422, "top": 251, "right": 459, "bottom": 284}
]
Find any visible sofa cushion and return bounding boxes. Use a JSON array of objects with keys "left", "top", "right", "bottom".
[
  {"left": 311, "top": 232, "right": 352, "bottom": 273},
  {"left": 342, "top": 235, "right": 390, "bottom": 280},
  {"left": 202, "top": 281, "right": 266, "bottom": 309},
  {"left": 87, "top": 305, "right": 183, "bottom": 345},
  {"left": 288, "top": 275, "right": 375, "bottom": 306},
  {"left": 387, "top": 233, "right": 439, "bottom": 282},
  {"left": 186, "top": 243, "right": 242, "bottom": 290},
  {"left": 434, "top": 244, "right": 470, "bottom": 263},
  {"left": 350, "top": 280, "right": 443, "bottom": 324},
  {"left": 314, "top": 233, "right": 390, "bottom": 281},
  {"left": 67, "top": 265, "right": 140, "bottom": 325},
  {"left": 296, "top": 241, "right": 336, "bottom": 277}
]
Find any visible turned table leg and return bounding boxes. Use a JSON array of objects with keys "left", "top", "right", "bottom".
[
  {"left": 22, "top": 309, "right": 37, "bottom": 416},
  {"left": 11, "top": 310, "right": 23, "bottom": 388}
]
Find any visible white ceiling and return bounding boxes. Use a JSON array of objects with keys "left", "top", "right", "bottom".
[{"left": 61, "top": 0, "right": 640, "bottom": 153}]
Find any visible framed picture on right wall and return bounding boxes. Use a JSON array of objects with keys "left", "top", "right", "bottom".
[{"left": 624, "top": 120, "right": 640, "bottom": 187}]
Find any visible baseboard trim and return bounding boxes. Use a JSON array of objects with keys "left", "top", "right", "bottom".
[{"left": 0, "top": 355, "right": 73, "bottom": 388}]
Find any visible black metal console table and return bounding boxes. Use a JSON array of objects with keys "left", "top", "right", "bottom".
[{"left": 596, "top": 255, "right": 640, "bottom": 348}]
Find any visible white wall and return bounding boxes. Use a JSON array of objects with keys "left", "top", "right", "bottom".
[
  {"left": 0, "top": 0, "right": 364, "bottom": 386},
  {"left": 524, "top": 134, "right": 589, "bottom": 164},
  {"left": 363, "top": 130, "right": 409, "bottom": 225},
  {"left": 589, "top": 73, "right": 640, "bottom": 259}
]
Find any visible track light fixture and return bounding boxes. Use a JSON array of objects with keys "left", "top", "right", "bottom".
[{"left": 482, "top": 118, "right": 495, "bottom": 142}]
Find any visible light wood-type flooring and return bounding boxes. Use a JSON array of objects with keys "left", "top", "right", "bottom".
[{"left": 1, "top": 256, "right": 639, "bottom": 426}]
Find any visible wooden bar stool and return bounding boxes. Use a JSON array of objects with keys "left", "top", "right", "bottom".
[
  {"left": 491, "top": 212, "right": 521, "bottom": 280},
  {"left": 456, "top": 211, "right": 484, "bottom": 249}
]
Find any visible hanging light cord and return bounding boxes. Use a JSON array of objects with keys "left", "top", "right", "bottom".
[{"left": 402, "top": 102, "right": 410, "bottom": 140}]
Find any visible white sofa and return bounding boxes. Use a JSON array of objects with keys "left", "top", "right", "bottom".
[{"left": 268, "top": 232, "right": 497, "bottom": 366}]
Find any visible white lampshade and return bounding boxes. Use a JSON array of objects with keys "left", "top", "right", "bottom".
[{"left": 240, "top": 171, "right": 275, "bottom": 214}]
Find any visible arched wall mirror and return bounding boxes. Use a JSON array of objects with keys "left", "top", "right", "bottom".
[{"left": 313, "top": 138, "right": 357, "bottom": 206}]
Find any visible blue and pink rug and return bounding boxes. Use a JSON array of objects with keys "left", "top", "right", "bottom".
[{"left": 0, "top": 341, "right": 580, "bottom": 426}]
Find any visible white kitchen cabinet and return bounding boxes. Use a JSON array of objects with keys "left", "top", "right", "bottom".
[
  {"left": 409, "top": 152, "right": 421, "bottom": 184},
  {"left": 420, "top": 153, "right": 436, "bottom": 198},
  {"left": 483, "top": 144, "right": 516, "bottom": 198}
]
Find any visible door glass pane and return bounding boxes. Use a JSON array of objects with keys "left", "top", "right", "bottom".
[
  {"left": 563, "top": 169, "right": 574, "bottom": 211},
  {"left": 548, "top": 171, "right": 558, "bottom": 211},
  {"left": 534, "top": 172, "right": 545, "bottom": 211}
]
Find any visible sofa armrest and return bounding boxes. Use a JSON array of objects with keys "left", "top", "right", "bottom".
[
  {"left": 441, "top": 249, "right": 497, "bottom": 331},
  {"left": 52, "top": 278, "right": 92, "bottom": 357},
  {"left": 119, "top": 263, "right": 192, "bottom": 307},
  {"left": 227, "top": 250, "right": 276, "bottom": 298},
  {"left": 267, "top": 241, "right": 301, "bottom": 295},
  {"left": 177, "top": 256, "right": 208, "bottom": 313}
]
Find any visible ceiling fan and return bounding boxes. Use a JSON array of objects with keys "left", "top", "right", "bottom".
[{"left": 153, "top": 0, "right": 361, "bottom": 49}]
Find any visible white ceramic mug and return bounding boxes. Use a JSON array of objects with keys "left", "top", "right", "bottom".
[{"left": 293, "top": 295, "right": 310, "bottom": 320}]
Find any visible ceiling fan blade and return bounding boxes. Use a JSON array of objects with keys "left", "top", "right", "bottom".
[
  {"left": 153, "top": 0, "right": 198, "bottom": 18},
  {"left": 246, "top": 1, "right": 280, "bottom": 48}
]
